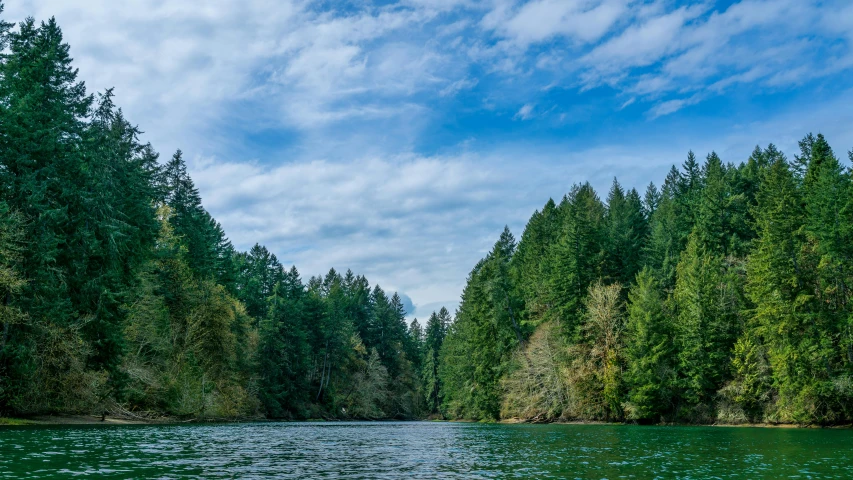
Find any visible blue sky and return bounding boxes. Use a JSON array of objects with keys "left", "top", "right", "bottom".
[{"left": 6, "top": 0, "right": 853, "bottom": 319}]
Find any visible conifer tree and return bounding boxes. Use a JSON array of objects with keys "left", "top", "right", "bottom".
[
  {"left": 743, "top": 156, "right": 838, "bottom": 422},
  {"left": 406, "top": 318, "right": 424, "bottom": 374},
  {"left": 672, "top": 234, "right": 743, "bottom": 416},
  {"left": 624, "top": 269, "right": 676, "bottom": 421},
  {"left": 512, "top": 199, "right": 560, "bottom": 324},
  {"left": 259, "top": 277, "right": 310, "bottom": 418},
  {"left": 549, "top": 184, "right": 604, "bottom": 332},
  {"left": 603, "top": 179, "right": 647, "bottom": 286},
  {"left": 644, "top": 169, "right": 682, "bottom": 289},
  {"left": 423, "top": 308, "right": 450, "bottom": 413}
]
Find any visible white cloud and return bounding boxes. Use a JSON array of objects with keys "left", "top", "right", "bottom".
[
  {"left": 515, "top": 103, "right": 535, "bottom": 120},
  {"left": 487, "top": 0, "right": 630, "bottom": 47},
  {"left": 648, "top": 96, "right": 695, "bottom": 118},
  {"left": 619, "top": 97, "right": 636, "bottom": 109},
  {"left": 439, "top": 77, "right": 479, "bottom": 97},
  {"left": 580, "top": 4, "right": 706, "bottom": 79},
  {"left": 4, "top": 0, "right": 852, "bottom": 315}
]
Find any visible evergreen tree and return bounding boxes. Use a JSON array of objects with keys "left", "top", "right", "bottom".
[
  {"left": 439, "top": 229, "right": 521, "bottom": 420},
  {"left": 512, "top": 199, "right": 560, "bottom": 325},
  {"left": 743, "top": 156, "right": 840, "bottom": 422},
  {"left": 259, "top": 276, "right": 310, "bottom": 418},
  {"left": 423, "top": 308, "right": 450, "bottom": 413},
  {"left": 672, "top": 235, "right": 743, "bottom": 416},
  {"left": 406, "top": 318, "right": 424, "bottom": 374},
  {"left": 160, "top": 150, "right": 235, "bottom": 285},
  {"left": 624, "top": 269, "right": 676, "bottom": 421},
  {"left": 549, "top": 184, "right": 604, "bottom": 332},
  {"left": 235, "top": 244, "right": 284, "bottom": 322},
  {"left": 603, "top": 179, "right": 648, "bottom": 286},
  {"left": 644, "top": 168, "right": 682, "bottom": 289},
  {"left": 643, "top": 182, "right": 661, "bottom": 218}
]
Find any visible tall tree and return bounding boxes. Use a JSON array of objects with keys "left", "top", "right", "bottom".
[
  {"left": 624, "top": 269, "right": 676, "bottom": 421},
  {"left": 512, "top": 198, "right": 560, "bottom": 325},
  {"left": 743, "top": 156, "right": 839, "bottom": 422},
  {"left": 549, "top": 184, "right": 604, "bottom": 333},
  {"left": 672, "top": 235, "right": 743, "bottom": 416},
  {"left": 259, "top": 275, "right": 310, "bottom": 418},
  {"left": 423, "top": 308, "right": 450, "bottom": 413},
  {"left": 603, "top": 179, "right": 648, "bottom": 286}
]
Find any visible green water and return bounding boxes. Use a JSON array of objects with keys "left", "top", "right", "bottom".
[{"left": 1, "top": 422, "right": 851, "bottom": 478}]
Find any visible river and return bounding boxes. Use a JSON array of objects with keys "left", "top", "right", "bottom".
[{"left": 1, "top": 421, "right": 852, "bottom": 478}]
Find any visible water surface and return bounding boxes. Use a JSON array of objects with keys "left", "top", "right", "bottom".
[{"left": 1, "top": 421, "right": 851, "bottom": 478}]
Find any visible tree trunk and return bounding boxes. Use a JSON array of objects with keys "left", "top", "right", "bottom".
[
  {"left": 506, "top": 291, "right": 524, "bottom": 348},
  {"left": 316, "top": 343, "right": 329, "bottom": 402},
  {"left": 0, "top": 320, "right": 8, "bottom": 354}
]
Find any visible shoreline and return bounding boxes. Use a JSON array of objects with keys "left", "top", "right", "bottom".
[
  {"left": 499, "top": 418, "right": 853, "bottom": 429},
  {"left": 3, "top": 415, "right": 852, "bottom": 429},
  {"left": 0, "top": 414, "right": 265, "bottom": 426}
]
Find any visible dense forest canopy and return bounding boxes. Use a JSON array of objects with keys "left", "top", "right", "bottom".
[
  {"left": 439, "top": 136, "right": 853, "bottom": 425},
  {"left": 1, "top": 5, "right": 851, "bottom": 425},
  {"left": 0, "top": 6, "right": 440, "bottom": 420}
]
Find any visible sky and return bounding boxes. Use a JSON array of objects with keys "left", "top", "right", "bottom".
[{"left": 5, "top": 0, "right": 853, "bottom": 319}]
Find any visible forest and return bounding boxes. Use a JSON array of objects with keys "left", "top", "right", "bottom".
[
  {"left": 439, "top": 137, "right": 853, "bottom": 425},
  {"left": 0, "top": 6, "right": 443, "bottom": 420},
  {"left": 2, "top": 6, "right": 852, "bottom": 425}
]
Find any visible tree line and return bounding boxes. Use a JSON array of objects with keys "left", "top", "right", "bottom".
[
  {"left": 438, "top": 135, "right": 853, "bottom": 425},
  {"left": 0, "top": 6, "right": 448, "bottom": 420}
]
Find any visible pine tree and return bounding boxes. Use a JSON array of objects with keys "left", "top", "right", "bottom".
[
  {"left": 406, "top": 318, "right": 424, "bottom": 374},
  {"left": 549, "top": 184, "right": 604, "bottom": 332},
  {"left": 603, "top": 179, "right": 648, "bottom": 286},
  {"left": 235, "top": 244, "right": 284, "bottom": 322},
  {"left": 693, "top": 152, "right": 729, "bottom": 254},
  {"left": 672, "top": 235, "right": 743, "bottom": 417},
  {"left": 259, "top": 277, "right": 310, "bottom": 418},
  {"left": 423, "top": 308, "right": 450, "bottom": 413},
  {"left": 439, "top": 229, "right": 521, "bottom": 419},
  {"left": 643, "top": 182, "right": 661, "bottom": 218},
  {"left": 160, "top": 150, "right": 234, "bottom": 285},
  {"left": 624, "top": 269, "right": 676, "bottom": 421},
  {"left": 743, "top": 156, "right": 839, "bottom": 422},
  {"left": 644, "top": 168, "right": 682, "bottom": 289},
  {"left": 512, "top": 198, "right": 560, "bottom": 325}
]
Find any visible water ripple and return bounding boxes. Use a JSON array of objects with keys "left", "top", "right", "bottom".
[{"left": 1, "top": 422, "right": 852, "bottom": 479}]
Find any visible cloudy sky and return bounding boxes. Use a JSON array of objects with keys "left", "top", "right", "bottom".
[{"left": 6, "top": 0, "right": 853, "bottom": 319}]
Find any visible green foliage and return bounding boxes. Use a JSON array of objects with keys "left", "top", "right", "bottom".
[
  {"left": 422, "top": 308, "right": 450, "bottom": 414},
  {"left": 569, "top": 281, "right": 626, "bottom": 421},
  {"left": 442, "top": 134, "right": 853, "bottom": 426},
  {"left": 0, "top": 6, "right": 427, "bottom": 420},
  {"left": 512, "top": 199, "right": 560, "bottom": 325},
  {"left": 122, "top": 207, "right": 259, "bottom": 418},
  {"left": 603, "top": 180, "right": 648, "bottom": 286},
  {"left": 439, "top": 228, "right": 525, "bottom": 420},
  {"left": 549, "top": 184, "right": 605, "bottom": 333},
  {"left": 623, "top": 269, "right": 676, "bottom": 421},
  {"left": 2, "top": 4, "right": 852, "bottom": 426}
]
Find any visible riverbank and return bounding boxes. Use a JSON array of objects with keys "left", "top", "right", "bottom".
[
  {"left": 0, "top": 415, "right": 173, "bottom": 426},
  {"left": 0, "top": 414, "right": 270, "bottom": 426},
  {"left": 4, "top": 414, "right": 851, "bottom": 429},
  {"left": 499, "top": 417, "right": 853, "bottom": 429}
]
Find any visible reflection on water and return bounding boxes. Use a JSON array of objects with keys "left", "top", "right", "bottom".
[{"left": 1, "top": 421, "right": 852, "bottom": 478}]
